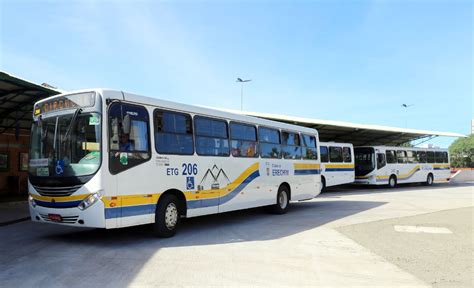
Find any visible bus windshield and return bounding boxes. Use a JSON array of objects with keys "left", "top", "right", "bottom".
[
  {"left": 354, "top": 147, "right": 375, "bottom": 176},
  {"left": 29, "top": 112, "right": 101, "bottom": 177}
]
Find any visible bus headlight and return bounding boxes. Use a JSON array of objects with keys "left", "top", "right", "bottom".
[
  {"left": 78, "top": 191, "right": 102, "bottom": 211},
  {"left": 28, "top": 195, "right": 37, "bottom": 208}
]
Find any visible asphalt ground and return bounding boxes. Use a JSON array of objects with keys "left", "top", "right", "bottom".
[{"left": 0, "top": 182, "right": 472, "bottom": 287}]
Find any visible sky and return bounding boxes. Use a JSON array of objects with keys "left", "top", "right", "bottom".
[{"left": 0, "top": 0, "right": 472, "bottom": 148}]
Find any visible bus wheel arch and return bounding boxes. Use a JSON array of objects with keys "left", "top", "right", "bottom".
[
  {"left": 425, "top": 173, "right": 434, "bottom": 186},
  {"left": 271, "top": 183, "right": 290, "bottom": 214},
  {"left": 388, "top": 175, "right": 397, "bottom": 188},
  {"left": 160, "top": 189, "right": 187, "bottom": 218},
  {"left": 321, "top": 176, "right": 326, "bottom": 191}
]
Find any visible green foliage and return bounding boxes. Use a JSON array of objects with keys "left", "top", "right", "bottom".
[{"left": 449, "top": 135, "right": 474, "bottom": 168}]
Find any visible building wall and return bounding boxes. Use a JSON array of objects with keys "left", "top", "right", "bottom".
[{"left": 0, "top": 132, "right": 30, "bottom": 195}]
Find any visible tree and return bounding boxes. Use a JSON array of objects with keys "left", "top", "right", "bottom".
[{"left": 449, "top": 135, "right": 474, "bottom": 168}]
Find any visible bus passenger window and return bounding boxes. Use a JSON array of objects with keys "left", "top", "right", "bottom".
[
  {"left": 302, "top": 134, "right": 318, "bottom": 160},
  {"left": 397, "top": 150, "right": 407, "bottom": 163},
  {"left": 259, "top": 127, "right": 281, "bottom": 158},
  {"left": 407, "top": 151, "right": 416, "bottom": 163},
  {"left": 109, "top": 102, "right": 151, "bottom": 174},
  {"left": 443, "top": 152, "right": 449, "bottom": 163},
  {"left": 386, "top": 150, "right": 397, "bottom": 164},
  {"left": 427, "top": 151, "right": 435, "bottom": 163},
  {"left": 329, "top": 146, "right": 343, "bottom": 162},
  {"left": 377, "top": 153, "right": 386, "bottom": 169},
  {"left": 419, "top": 151, "right": 427, "bottom": 163},
  {"left": 281, "top": 131, "right": 301, "bottom": 159},
  {"left": 320, "top": 146, "right": 328, "bottom": 163},
  {"left": 343, "top": 147, "right": 352, "bottom": 163},
  {"left": 435, "top": 151, "right": 445, "bottom": 163},
  {"left": 154, "top": 110, "right": 194, "bottom": 155},
  {"left": 195, "top": 116, "right": 229, "bottom": 156},
  {"left": 230, "top": 122, "right": 258, "bottom": 157}
]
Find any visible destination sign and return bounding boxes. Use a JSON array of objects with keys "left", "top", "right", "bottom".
[{"left": 34, "top": 92, "right": 96, "bottom": 116}]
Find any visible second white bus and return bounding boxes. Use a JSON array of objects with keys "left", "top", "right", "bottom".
[
  {"left": 319, "top": 142, "right": 355, "bottom": 189},
  {"left": 354, "top": 146, "right": 450, "bottom": 187}
]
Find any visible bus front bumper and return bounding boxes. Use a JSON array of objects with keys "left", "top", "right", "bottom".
[{"left": 29, "top": 197, "right": 106, "bottom": 228}]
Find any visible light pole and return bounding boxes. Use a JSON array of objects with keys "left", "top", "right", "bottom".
[
  {"left": 236, "top": 78, "right": 251, "bottom": 111},
  {"left": 401, "top": 104, "right": 413, "bottom": 128}
]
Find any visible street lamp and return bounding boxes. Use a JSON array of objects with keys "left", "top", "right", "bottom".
[
  {"left": 236, "top": 78, "right": 251, "bottom": 111},
  {"left": 401, "top": 104, "right": 414, "bottom": 128}
]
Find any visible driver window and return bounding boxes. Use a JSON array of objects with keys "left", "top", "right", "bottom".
[
  {"left": 109, "top": 102, "right": 151, "bottom": 174},
  {"left": 377, "top": 153, "right": 386, "bottom": 169}
]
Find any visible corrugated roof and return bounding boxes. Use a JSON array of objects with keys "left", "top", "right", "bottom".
[
  {"left": 0, "top": 71, "right": 61, "bottom": 134},
  {"left": 210, "top": 107, "right": 465, "bottom": 146}
]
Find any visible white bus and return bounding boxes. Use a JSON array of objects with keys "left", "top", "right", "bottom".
[
  {"left": 354, "top": 146, "right": 450, "bottom": 187},
  {"left": 28, "top": 89, "right": 322, "bottom": 237},
  {"left": 319, "top": 142, "right": 354, "bottom": 189}
]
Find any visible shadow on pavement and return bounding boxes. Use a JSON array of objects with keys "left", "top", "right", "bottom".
[{"left": 0, "top": 199, "right": 386, "bottom": 287}]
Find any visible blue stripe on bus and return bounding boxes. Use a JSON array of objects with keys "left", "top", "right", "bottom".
[
  {"left": 105, "top": 204, "right": 156, "bottom": 219},
  {"left": 325, "top": 168, "right": 354, "bottom": 172},
  {"left": 294, "top": 169, "right": 321, "bottom": 175}
]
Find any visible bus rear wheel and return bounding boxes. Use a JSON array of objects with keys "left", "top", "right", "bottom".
[
  {"left": 271, "top": 185, "right": 290, "bottom": 214},
  {"left": 388, "top": 175, "right": 397, "bottom": 188},
  {"left": 425, "top": 174, "right": 434, "bottom": 186},
  {"left": 153, "top": 194, "right": 180, "bottom": 238}
]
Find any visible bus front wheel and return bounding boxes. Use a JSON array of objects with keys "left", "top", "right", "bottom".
[
  {"left": 153, "top": 194, "right": 180, "bottom": 238},
  {"left": 388, "top": 176, "right": 397, "bottom": 188},
  {"left": 272, "top": 185, "right": 290, "bottom": 214}
]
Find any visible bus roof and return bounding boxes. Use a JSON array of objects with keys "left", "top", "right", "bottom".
[{"left": 45, "top": 89, "right": 320, "bottom": 136}]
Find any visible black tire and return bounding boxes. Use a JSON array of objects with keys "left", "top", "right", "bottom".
[
  {"left": 153, "top": 194, "right": 180, "bottom": 238},
  {"left": 271, "top": 185, "right": 290, "bottom": 214},
  {"left": 388, "top": 175, "right": 397, "bottom": 188},
  {"left": 321, "top": 177, "right": 326, "bottom": 192},
  {"left": 425, "top": 174, "right": 434, "bottom": 186}
]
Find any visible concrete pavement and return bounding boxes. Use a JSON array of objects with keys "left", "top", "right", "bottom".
[{"left": 0, "top": 183, "right": 472, "bottom": 287}]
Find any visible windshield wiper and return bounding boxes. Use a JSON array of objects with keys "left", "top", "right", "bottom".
[{"left": 62, "top": 108, "right": 82, "bottom": 144}]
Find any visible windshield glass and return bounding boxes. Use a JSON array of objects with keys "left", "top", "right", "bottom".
[
  {"left": 354, "top": 147, "right": 375, "bottom": 176},
  {"left": 29, "top": 112, "right": 101, "bottom": 177}
]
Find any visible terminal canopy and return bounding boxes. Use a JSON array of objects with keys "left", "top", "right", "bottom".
[
  {"left": 0, "top": 71, "right": 60, "bottom": 135},
  {"left": 216, "top": 109, "right": 464, "bottom": 146}
]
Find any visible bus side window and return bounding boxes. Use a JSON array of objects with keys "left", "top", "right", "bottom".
[
  {"left": 281, "top": 131, "right": 302, "bottom": 159},
  {"left": 407, "top": 151, "right": 416, "bottom": 163},
  {"left": 397, "top": 150, "right": 407, "bottom": 163},
  {"left": 342, "top": 147, "right": 352, "bottom": 163},
  {"left": 377, "top": 153, "right": 386, "bottom": 169},
  {"left": 259, "top": 127, "right": 281, "bottom": 159},
  {"left": 435, "top": 151, "right": 444, "bottom": 163},
  {"left": 108, "top": 102, "right": 151, "bottom": 174},
  {"left": 443, "top": 152, "right": 449, "bottom": 163},
  {"left": 154, "top": 110, "right": 194, "bottom": 155},
  {"left": 329, "top": 146, "right": 343, "bottom": 162},
  {"left": 386, "top": 150, "right": 397, "bottom": 164},
  {"left": 301, "top": 134, "right": 318, "bottom": 160},
  {"left": 194, "top": 116, "right": 229, "bottom": 156},
  {"left": 230, "top": 122, "right": 258, "bottom": 157},
  {"left": 320, "top": 146, "right": 328, "bottom": 163},
  {"left": 427, "top": 151, "right": 435, "bottom": 163},
  {"left": 419, "top": 151, "right": 427, "bottom": 163}
]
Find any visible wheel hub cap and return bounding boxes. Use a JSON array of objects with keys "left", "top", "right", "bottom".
[{"left": 165, "top": 203, "right": 178, "bottom": 230}]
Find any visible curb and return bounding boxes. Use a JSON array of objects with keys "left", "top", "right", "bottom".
[{"left": 0, "top": 217, "right": 30, "bottom": 227}]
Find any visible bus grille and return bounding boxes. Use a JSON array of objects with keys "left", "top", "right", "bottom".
[
  {"left": 33, "top": 184, "right": 83, "bottom": 197},
  {"left": 39, "top": 214, "right": 79, "bottom": 224}
]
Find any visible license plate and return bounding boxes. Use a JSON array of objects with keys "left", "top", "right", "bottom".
[{"left": 48, "top": 214, "right": 62, "bottom": 222}]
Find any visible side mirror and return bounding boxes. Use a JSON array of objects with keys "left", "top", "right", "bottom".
[{"left": 122, "top": 114, "right": 131, "bottom": 134}]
